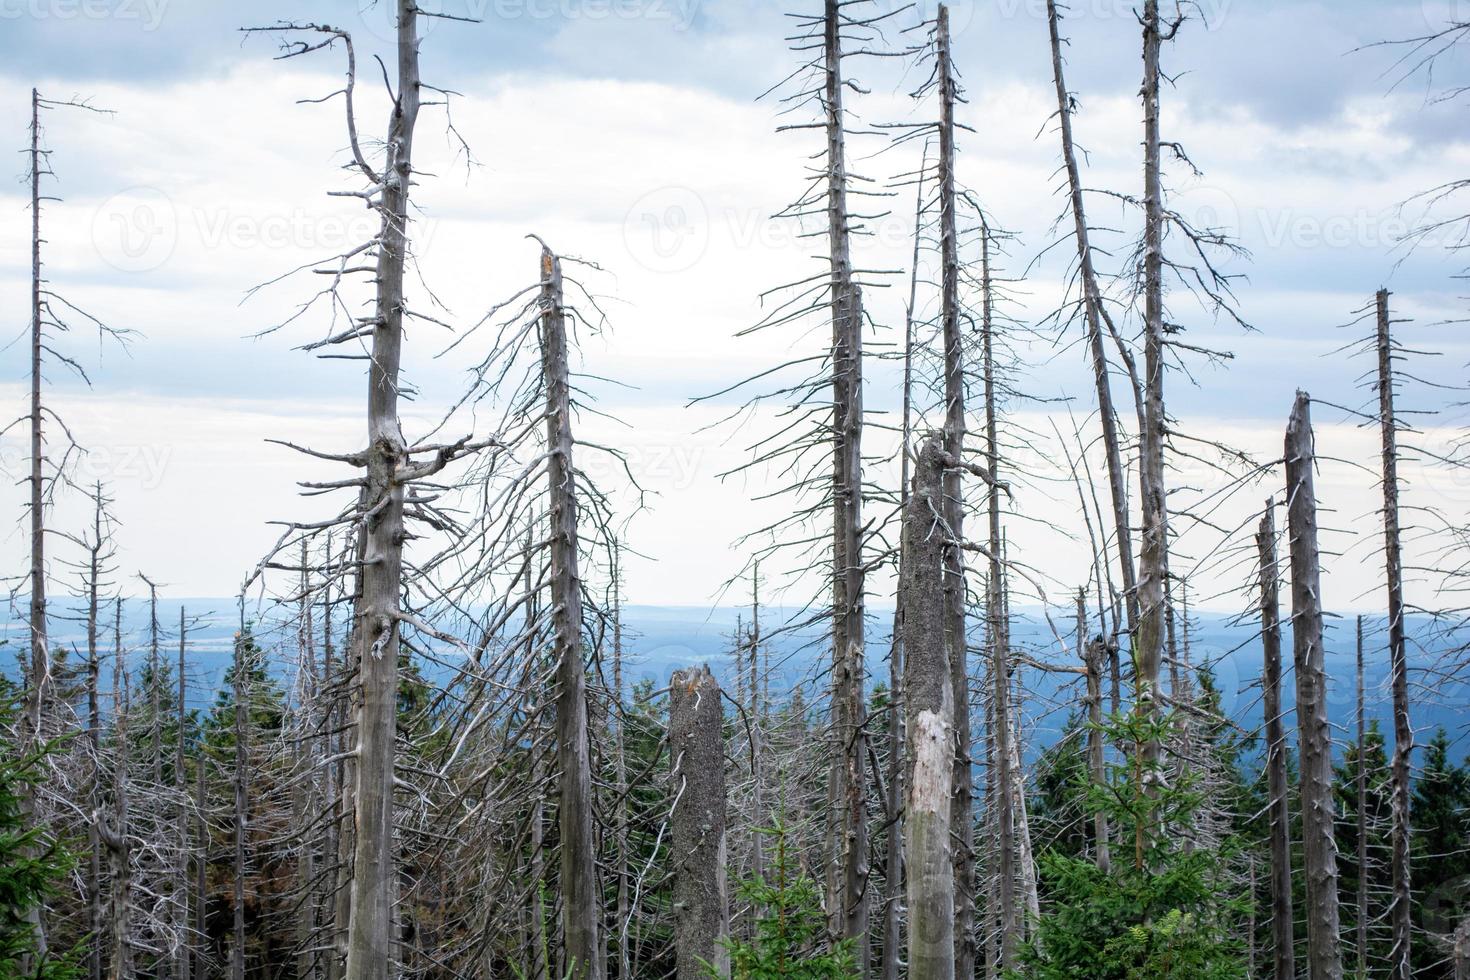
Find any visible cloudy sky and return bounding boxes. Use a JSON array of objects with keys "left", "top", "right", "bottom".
[{"left": 0, "top": 0, "right": 1467, "bottom": 617}]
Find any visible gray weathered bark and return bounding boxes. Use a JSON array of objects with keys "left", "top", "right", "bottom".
[
  {"left": 1285, "top": 391, "right": 1344, "bottom": 980},
  {"left": 937, "top": 12, "right": 975, "bottom": 974},
  {"left": 1078, "top": 592, "right": 1110, "bottom": 874},
  {"left": 233, "top": 608, "right": 249, "bottom": 980},
  {"left": 86, "top": 491, "right": 104, "bottom": 980},
  {"left": 540, "top": 244, "right": 603, "bottom": 980},
  {"left": 1374, "top": 288, "right": 1414, "bottom": 980},
  {"left": 669, "top": 666, "right": 730, "bottom": 980},
  {"left": 1456, "top": 917, "right": 1470, "bottom": 980},
  {"left": 822, "top": 0, "right": 870, "bottom": 960},
  {"left": 176, "top": 605, "right": 190, "bottom": 980},
  {"left": 108, "top": 598, "right": 134, "bottom": 980},
  {"left": 344, "top": 5, "right": 420, "bottom": 977},
  {"left": 1256, "top": 503, "right": 1296, "bottom": 980},
  {"left": 1356, "top": 615, "right": 1369, "bottom": 980},
  {"left": 901, "top": 435, "right": 955, "bottom": 980},
  {"left": 1045, "top": 0, "right": 1139, "bottom": 653},
  {"left": 1135, "top": 0, "right": 1170, "bottom": 835}
]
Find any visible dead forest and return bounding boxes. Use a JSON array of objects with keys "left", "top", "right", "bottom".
[{"left": 11, "top": 1, "right": 1470, "bottom": 979}]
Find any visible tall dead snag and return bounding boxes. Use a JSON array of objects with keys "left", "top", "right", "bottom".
[
  {"left": 82, "top": 486, "right": 111, "bottom": 980},
  {"left": 1284, "top": 392, "right": 1343, "bottom": 980},
  {"left": 106, "top": 598, "right": 134, "bottom": 979},
  {"left": 979, "top": 221, "right": 1019, "bottom": 968},
  {"left": 669, "top": 666, "right": 730, "bottom": 980},
  {"left": 540, "top": 244, "right": 603, "bottom": 980},
  {"left": 823, "top": 0, "right": 870, "bottom": 954},
  {"left": 1457, "top": 919, "right": 1470, "bottom": 980},
  {"left": 25, "top": 88, "right": 49, "bottom": 796},
  {"left": 1135, "top": 0, "right": 1171, "bottom": 816},
  {"left": 1356, "top": 616, "right": 1369, "bottom": 980},
  {"left": 1373, "top": 288, "right": 1414, "bottom": 979},
  {"left": 1077, "top": 592, "right": 1109, "bottom": 874},
  {"left": 901, "top": 436, "right": 955, "bottom": 980},
  {"left": 1255, "top": 502, "right": 1295, "bottom": 980},
  {"left": 232, "top": 611, "right": 250, "bottom": 980},
  {"left": 936, "top": 12, "right": 975, "bottom": 972},
  {"left": 1045, "top": 0, "right": 1139, "bottom": 643}
]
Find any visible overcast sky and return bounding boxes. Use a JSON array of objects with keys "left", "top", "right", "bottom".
[{"left": 0, "top": 0, "right": 1467, "bottom": 618}]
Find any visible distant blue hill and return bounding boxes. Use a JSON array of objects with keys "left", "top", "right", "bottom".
[{"left": 13, "top": 600, "right": 1466, "bottom": 765}]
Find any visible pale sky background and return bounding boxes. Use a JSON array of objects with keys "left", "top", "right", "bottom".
[{"left": 0, "top": 0, "right": 1468, "bottom": 617}]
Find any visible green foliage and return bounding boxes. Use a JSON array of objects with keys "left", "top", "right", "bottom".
[
  {"left": 1411, "top": 728, "right": 1470, "bottom": 978},
  {"left": 711, "top": 821, "right": 856, "bottom": 980},
  {"left": 0, "top": 709, "right": 81, "bottom": 980},
  {"left": 1014, "top": 700, "right": 1247, "bottom": 980}
]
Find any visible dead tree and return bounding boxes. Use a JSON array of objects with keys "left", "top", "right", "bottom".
[
  {"left": 1284, "top": 391, "right": 1344, "bottom": 980},
  {"left": 1077, "top": 592, "right": 1109, "bottom": 874},
  {"left": 1372, "top": 288, "right": 1414, "bottom": 979},
  {"left": 934, "top": 12, "right": 976, "bottom": 973},
  {"left": 901, "top": 435, "right": 954, "bottom": 980},
  {"left": 540, "top": 244, "right": 603, "bottom": 980},
  {"left": 232, "top": 608, "right": 249, "bottom": 980},
  {"left": 1044, "top": 0, "right": 1139, "bottom": 648},
  {"left": 1135, "top": 0, "right": 1172, "bottom": 820},
  {"left": 822, "top": 0, "right": 870, "bottom": 954},
  {"left": 107, "top": 597, "right": 134, "bottom": 979},
  {"left": 669, "top": 666, "right": 730, "bottom": 980},
  {"left": 1356, "top": 615, "right": 1369, "bottom": 980},
  {"left": 1256, "top": 502, "right": 1295, "bottom": 980}
]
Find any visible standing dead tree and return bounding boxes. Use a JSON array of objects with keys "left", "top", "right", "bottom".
[
  {"left": 1255, "top": 502, "right": 1296, "bottom": 980},
  {"left": 1371, "top": 288, "right": 1415, "bottom": 979},
  {"left": 902, "top": 435, "right": 955, "bottom": 980},
  {"left": 669, "top": 666, "right": 729, "bottom": 980},
  {"left": 1285, "top": 392, "right": 1344, "bottom": 980}
]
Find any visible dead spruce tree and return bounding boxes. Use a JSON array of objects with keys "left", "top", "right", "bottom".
[
  {"left": 696, "top": 2, "right": 906, "bottom": 962},
  {"left": 1044, "top": 0, "right": 1139, "bottom": 653},
  {"left": 1285, "top": 392, "right": 1344, "bottom": 980},
  {"left": 669, "top": 666, "right": 729, "bottom": 980},
  {"left": 242, "top": 10, "right": 511, "bottom": 975},
  {"left": 1372, "top": 288, "right": 1414, "bottom": 979},
  {"left": 901, "top": 435, "right": 955, "bottom": 980},
  {"left": 1256, "top": 502, "right": 1296, "bottom": 980}
]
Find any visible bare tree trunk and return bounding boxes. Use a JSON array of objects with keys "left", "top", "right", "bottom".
[
  {"left": 937, "top": 13, "right": 975, "bottom": 974},
  {"left": 1256, "top": 504, "right": 1296, "bottom": 980},
  {"left": 343, "top": 4, "right": 420, "bottom": 975},
  {"left": 1078, "top": 592, "right": 1110, "bottom": 874},
  {"left": 1373, "top": 288, "right": 1414, "bottom": 980},
  {"left": 824, "top": 0, "right": 870, "bottom": 961},
  {"left": 1285, "top": 391, "right": 1344, "bottom": 980},
  {"left": 540, "top": 244, "right": 603, "bottom": 980},
  {"left": 670, "top": 666, "right": 730, "bottom": 980},
  {"left": 978, "top": 218, "right": 1019, "bottom": 969},
  {"left": 1045, "top": 0, "right": 1139, "bottom": 647},
  {"left": 881, "top": 164, "right": 924, "bottom": 980},
  {"left": 1456, "top": 918, "right": 1470, "bottom": 980},
  {"left": 109, "top": 598, "right": 134, "bottom": 980},
  {"left": 194, "top": 728, "right": 206, "bottom": 980},
  {"left": 612, "top": 550, "right": 630, "bottom": 980},
  {"left": 233, "top": 607, "right": 249, "bottom": 980},
  {"left": 86, "top": 491, "right": 104, "bottom": 980},
  {"left": 1356, "top": 615, "right": 1369, "bottom": 980},
  {"left": 750, "top": 566, "right": 765, "bottom": 884},
  {"left": 177, "top": 606, "right": 190, "bottom": 980},
  {"left": 902, "top": 436, "right": 955, "bottom": 980},
  {"left": 1135, "top": 0, "right": 1170, "bottom": 835}
]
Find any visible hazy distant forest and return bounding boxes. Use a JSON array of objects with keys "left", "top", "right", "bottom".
[{"left": 9, "top": 0, "right": 1470, "bottom": 978}]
